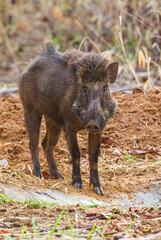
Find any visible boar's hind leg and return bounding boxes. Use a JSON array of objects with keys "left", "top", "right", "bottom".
[
  {"left": 65, "top": 126, "right": 83, "bottom": 189},
  {"left": 88, "top": 133, "right": 104, "bottom": 195},
  {"left": 24, "top": 108, "right": 42, "bottom": 178},
  {"left": 42, "top": 131, "right": 47, "bottom": 152},
  {"left": 44, "top": 118, "right": 64, "bottom": 180}
]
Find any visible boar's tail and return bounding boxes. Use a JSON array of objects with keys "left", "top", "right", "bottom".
[{"left": 41, "top": 42, "right": 59, "bottom": 57}]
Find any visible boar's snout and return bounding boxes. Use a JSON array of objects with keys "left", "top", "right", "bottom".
[{"left": 86, "top": 121, "right": 101, "bottom": 134}]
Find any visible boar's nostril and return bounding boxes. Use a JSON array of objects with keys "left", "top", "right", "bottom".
[
  {"left": 94, "top": 125, "right": 99, "bottom": 132},
  {"left": 86, "top": 122, "right": 101, "bottom": 133}
]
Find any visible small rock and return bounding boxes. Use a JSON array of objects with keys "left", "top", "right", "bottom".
[
  {"left": 106, "top": 124, "right": 115, "bottom": 130},
  {"left": 115, "top": 131, "right": 120, "bottom": 137},
  {"left": 0, "top": 159, "right": 9, "bottom": 168},
  {"left": 110, "top": 133, "right": 115, "bottom": 138},
  {"left": 113, "top": 235, "right": 124, "bottom": 240},
  {"left": 0, "top": 126, "right": 3, "bottom": 134},
  {"left": 63, "top": 236, "right": 73, "bottom": 240},
  {"left": 13, "top": 144, "right": 25, "bottom": 154},
  {"left": 145, "top": 153, "right": 153, "bottom": 160},
  {"left": 112, "top": 149, "right": 121, "bottom": 155}
]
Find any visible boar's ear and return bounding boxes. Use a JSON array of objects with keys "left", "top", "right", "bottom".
[{"left": 107, "top": 62, "right": 119, "bottom": 83}]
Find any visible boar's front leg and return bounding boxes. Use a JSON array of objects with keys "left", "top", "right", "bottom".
[
  {"left": 88, "top": 133, "right": 104, "bottom": 195},
  {"left": 65, "top": 125, "right": 83, "bottom": 189},
  {"left": 24, "top": 108, "right": 42, "bottom": 178}
]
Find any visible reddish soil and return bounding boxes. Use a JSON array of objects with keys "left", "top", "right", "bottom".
[{"left": 0, "top": 89, "right": 161, "bottom": 201}]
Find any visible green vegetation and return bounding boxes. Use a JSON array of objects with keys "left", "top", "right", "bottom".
[
  {"left": 0, "top": 194, "right": 14, "bottom": 204},
  {"left": 24, "top": 197, "right": 56, "bottom": 209},
  {"left": 0, "top": 194, "right": 56, "bottom": 209},
  {"left": 48, "top": 209, "right": 65, "bottom": 239},
  {"left": 89, "top": 200, "right": 99, "bottom": 208},
  {"left": 124, "top": 153, "right": 140, "bottom": 163}
]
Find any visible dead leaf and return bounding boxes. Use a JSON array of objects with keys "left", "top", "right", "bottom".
[
  {"left": 22, "top": 169, "right": 50, "bottom": 179},
  {"left": 42, "top": 171, "right": 50, "bottom": 179},
  {"left": 129, "top": 147, "right": 158, "bottom": 156},
  {"left": 132, "top": 88, "right": 144, "bottom": 94},
  {"left": 16, "top": 21, "right": 28, "bottom": 31},
  {"left": 102, "top": 136, "right": 115, "bottom": 146},
  {"left": 0, "top": 208, "right": 6, "bottom": 213},
  {"left": 52, "top": 7, "right": 63, "bottom": 22},
  {"left": 22, "top": 169, "right": 31, "bottom": 175},
  {"left": 0, "top": 229, "right": 10, "bottom": 234},
  {"left": 140, "top": 214, "right": 161, "bottom": 220},
  {"left": 86, "top": 212, "right": 97, "bottom": 218}
]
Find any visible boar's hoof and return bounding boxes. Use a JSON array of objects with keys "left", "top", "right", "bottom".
[
  {"left": 33, "top": 168, "right": 43, "bottom": 178},
  {"left": 51, "top": 171, "right": 64, "bottom": 180},
  {"left": 74, "top": 183, "right": 84, "bottom": 189},
  {"left": 93, "top": 187, "right": 104, "bottom": 195}
]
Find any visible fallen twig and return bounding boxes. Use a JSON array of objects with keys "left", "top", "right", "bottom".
[{"left": 0, "top": 87, "right": 18, "bottom": 98}]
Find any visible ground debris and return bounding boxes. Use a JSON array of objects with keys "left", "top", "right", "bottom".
[
  {"left": 0, "top": 202, "right": 161, "bottom": 239},
  {"left": 0, "top": 90, "right": 161, "bottom": 239}
]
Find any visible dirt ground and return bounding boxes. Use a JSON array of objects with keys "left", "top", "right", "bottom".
[
  {"left": 0, "top": 88, "right": 161, "bottom": 201},
  {"left": 0, "top": 88, "right": 161, "bottom": 239}
]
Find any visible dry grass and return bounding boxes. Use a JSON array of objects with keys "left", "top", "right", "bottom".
[{"left": 0, "top": 0, "right": 160, "bottom": 87}]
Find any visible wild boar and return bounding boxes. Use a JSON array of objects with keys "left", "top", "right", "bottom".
[{"left": 19, "top": 42, "right": 118, "bottom": 195}]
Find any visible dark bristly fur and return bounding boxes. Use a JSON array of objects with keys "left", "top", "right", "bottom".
[
  {"left": 41, "top": 42, "right": 59, "bottom": 57},
  {"left": 19, "top": 42, "right": 119, "bottom": 195},
  {"left": 75, "top": 54, "right": 109, "bottom": 83}
]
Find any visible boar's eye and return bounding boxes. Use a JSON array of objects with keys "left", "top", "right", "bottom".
[
  {"left": 82, "top": 86, "right": 88, "bottom": 96},
  {"left": 102, "top": 85, "right": 108, "bottom": 95}
]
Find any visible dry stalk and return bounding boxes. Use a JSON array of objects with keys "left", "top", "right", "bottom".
[
  {"left": 147, "top": 57, "right": 154, "bottom": 89},
  {"left": 88, "top": 25, "right": 125, "bottom": 62},
  {"left": 134, "top": 26, "right": 142, "bottom": 64},
  {"left": 78, "top": 36, "right": 87, "bottom": 51},
  {"left": 123, "top": 11, "right": 152, "bottom": 30},
  {"left": 88, "top": 25, "right": 108, "bottom": 46},
  {"left": 151, "top": 60, "right": 161, "bottom": 68},
  {"left": 119, "top": 15, "right": 140, "bottom": 86},
  {"left": 27, "top": 164, "right": 33, "bottom": 175},
  {"left": 142, "top": 9, "right": 161, "bottom": 19},
  {"left": 75, "top": 19, "right": 100, "bottom": 53},
  {"left": 142, "top": 46, "right": 155, "bottom": 89}
]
